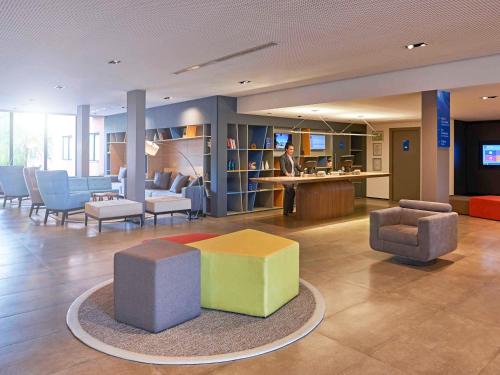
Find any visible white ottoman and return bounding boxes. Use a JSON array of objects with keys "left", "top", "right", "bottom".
[
  {"left": 85, "top": 199, "right": 144, "bottom": 232},
  {"left": 145, "top": 196, "right": 192, "bottom": 225}
]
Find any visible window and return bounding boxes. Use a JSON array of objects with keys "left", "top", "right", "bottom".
[
  {"left": 13, "top": 112, "right": 44, "bottom": 167},
  {"left": 47, "top": 114, "right": 76, "bottom": 175},
  {"left": 62, "top": 136, "right": 72, "bottom": 160},
  {"left": 0, "top": 112, "right": 10, "bottom": 165},
  {"left": 89, "top": 132, "right": 99, "bottom": 161}
]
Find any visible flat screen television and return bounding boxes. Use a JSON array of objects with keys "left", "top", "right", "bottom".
[
  {"left": 482, "top": 144, "right": 500, "bottom": 166},
  {"left": 274, "top": 133, "right": 292, "bottom": 150},
  {"left": 310, "top": 134, "right": 326, "bottom": 151}
]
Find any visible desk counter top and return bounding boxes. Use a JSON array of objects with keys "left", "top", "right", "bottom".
[{"left": 251, "top": 172, "right": 390, "bottom": 185}]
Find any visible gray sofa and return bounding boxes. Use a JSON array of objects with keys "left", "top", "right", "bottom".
[
  {"left": 112, "top": 177, "right": 204, "bottom": 214},
  {"left": 370, "top": 199, "right": 458, "bottom": 263}
]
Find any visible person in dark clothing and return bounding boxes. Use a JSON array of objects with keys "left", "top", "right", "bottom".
[{"left": 279, "top": 142, "right": 302, "bottom": 215}]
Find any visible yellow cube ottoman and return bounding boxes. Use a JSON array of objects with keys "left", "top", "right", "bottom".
[{"left": 187, "top": 229, "right": 299, "bottom": 317}]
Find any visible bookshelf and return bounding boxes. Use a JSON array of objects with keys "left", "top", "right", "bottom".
[{"left": 225, "top": 124, "right": 367, "bottom": 216}]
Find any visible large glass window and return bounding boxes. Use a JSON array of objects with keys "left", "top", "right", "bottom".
[
  {"left": 47, "top": 114, "right": 76, "bottom": 176},
  {"left": 13, "top": 112, "right": 45, "bottom": 167},
  {"left": 0, "top": 112, "right": 10, "bottom": 165},
  {"left": 89, "top": 133, "right": 99, "bottom": 161}
]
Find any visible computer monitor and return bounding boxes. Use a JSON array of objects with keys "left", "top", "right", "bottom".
[{"left": 340, "top": 155, "right": 354, "bottom": 172}]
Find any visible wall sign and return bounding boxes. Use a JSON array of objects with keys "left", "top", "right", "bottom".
[
  {"left": 403, "top": 139, "right": 410, "bottom": 151},
  {"left": 437, "top": 90, "right": 451, "bottom": 148}
]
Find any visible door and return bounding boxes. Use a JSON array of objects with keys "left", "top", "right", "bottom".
[{"left": 390, "top": 128, "right": 420, "bottom": 201}]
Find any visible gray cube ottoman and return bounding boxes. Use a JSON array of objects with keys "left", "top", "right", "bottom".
[{"left": 114, "top": 239, "right": 200, "bottom": 333}]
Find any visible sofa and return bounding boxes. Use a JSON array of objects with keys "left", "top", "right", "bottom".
[
  {"left": 112, "top": 173, "right": 205, "bottom": 214},
  {"left": 370, "top": 199, "right": 458, "bottom": 264},
  {"left": 68, "top": 176, "right": 119, "bottom": 196}
]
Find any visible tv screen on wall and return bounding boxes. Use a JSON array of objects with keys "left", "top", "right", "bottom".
[
  {"left": 310, "top": 134, "right": 326, "bottom": 150},
  {"left": 482, "top": 144, "right": 500, "bottom": 166},
  {"left": 274, "top": 133, "right": 292, "bottom": 150}
]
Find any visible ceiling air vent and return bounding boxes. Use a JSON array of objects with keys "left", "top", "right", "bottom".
[{"left": 173, "top": 42, "right": 277, "bottom": 75}]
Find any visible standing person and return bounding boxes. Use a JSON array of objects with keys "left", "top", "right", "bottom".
[{"left": 279, "top": 142, "right": 302, "bottom": 215}]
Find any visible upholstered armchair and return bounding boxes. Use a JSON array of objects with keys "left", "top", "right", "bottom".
[
  {"left": 0, "top": 166, "right": 29, "bottom": 208},
  {"left": 35, "top": 170, "right": 91, "bottom": 225},
  {"left": 23, "top": 167, "right": 44, "bottom": 217},
  {"left": 370, "top": 199, "right": 458, "bottom": 263}
]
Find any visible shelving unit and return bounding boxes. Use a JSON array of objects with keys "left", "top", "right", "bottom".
[
  {"left": 106, "top": 132, "right": 127, "bottom": 175},
  {"left": 223, "top": 123, "right": 367, "bottom": 216},
  {"left": 226, "top": 124, "right": 278, "bottom": 214},
  {"left": 350, "top": 132, "right": 367, "bottom": 197}
]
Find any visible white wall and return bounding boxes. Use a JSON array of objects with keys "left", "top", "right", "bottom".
[{"left": 366, "top": 119, "right": 455, "bottom": 199}]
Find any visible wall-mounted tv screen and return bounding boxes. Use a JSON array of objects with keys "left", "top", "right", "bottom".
[
  {"left": 274, "top": 133, "right": 292, "bottom": 150},
  {"left": 310, "top": 134, "right": 326, "bottom": 151},
  {"left": 482, "top": 144, "right": 500, "bottom": 166}
]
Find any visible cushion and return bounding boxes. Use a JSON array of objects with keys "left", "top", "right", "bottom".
[
  {"left": 399, "top": 199, "right": 452, "bottom": 213},
  {"left": 169, "top": 173, "right": 190, "bottom": 193},
  {"left": 153, "top": 171, "right": 171, "bottom": 190},
  {"left": 400, "top": 208, "right": 436, "bottom": 226},
  {"left": 379, "top": 224, "right": 418, "bottom": 246},
  {"left": 117, "top": 167, "right": 127, "bottom": 182},
  {"left": 85, "top": 199, "right": 143, "bottom": 219},
  {"left": 145, "top": 196, "right": 191, "bottom": 213},
  {"left": 188, "top": 176, "right": 203, "bottom": 187},
  {"left": 187, "top": 229, "right": 299, "bottom": 317},
  {"left": 114, "top": 240, "right": 200, "bottom": 333}
]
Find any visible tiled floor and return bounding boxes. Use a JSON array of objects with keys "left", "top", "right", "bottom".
[{"left": 0, "top": 199, "right": 500, "bottom": 374}]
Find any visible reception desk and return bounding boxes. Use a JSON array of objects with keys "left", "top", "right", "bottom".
[{"left": 251, "top": 172, "right": 390, "bottom": 220}]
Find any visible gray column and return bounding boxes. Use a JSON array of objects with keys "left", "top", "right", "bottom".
[
  {"left": 421, "top": 91, "right": 450, "bottom": 203},
  {"left": 126, "top": 90, "right": 146, "bottom": 202},
  {"left": 76, "top": 104, "right": 90, "bottom": 176}
]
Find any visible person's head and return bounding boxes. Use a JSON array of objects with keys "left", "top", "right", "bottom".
[{"left": 285, "top": 142, "right": 294, "bottom": 156}]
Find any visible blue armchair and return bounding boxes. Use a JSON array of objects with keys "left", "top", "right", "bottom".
[
  {"left": 36, "top": 170, "right": 91, "bottom": 225},
  {"left": 0, "top": 166, "right": 29, "bottom": 208}
]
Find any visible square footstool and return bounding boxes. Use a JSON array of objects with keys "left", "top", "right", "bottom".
[
  {"left": 187, "top": 229, "right": 299, "bottom": 317},
  {"left": 145, "top": 196, "right": 192, "bottom": 225},
  {"left": 85, "top": 199, "right": 144, "bottom": 232},
  {"left": 114, "top": 240, "right": 201, "bottom": 333}
]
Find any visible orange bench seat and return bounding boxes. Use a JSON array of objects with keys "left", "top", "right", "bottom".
[{"left": 469, "top": 196, "right": 500, "bottom": 221}]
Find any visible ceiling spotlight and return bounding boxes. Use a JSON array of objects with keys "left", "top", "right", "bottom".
[
  {"left": 405, "top": 42, "right": 428, "bottom": 50},
  {"left": 108, "top": 59, "right": 121, "bottom": 65},
  {"left": 311, "top": 109, "right": 319, "bottom": 112},
  {"left": 267, "top": 112, "right": 272, "bottom": 115},
  {"left": 187, "top": 65, "right": 200, "bottom": 71},
  {"left": 163, "top": 96, "right": 171, "bottom": 100},
  {"left": 481, "top": 95, "right": 498, "bottom": 100},
  {"left": 297, "top": 115, "right": 303, "bottom": 118},
  {"left": 54, "top": 85, "right": 64, "bottom": 89},
  {"left": 239, "top": 80, "right": 251, "bottom": 85}
]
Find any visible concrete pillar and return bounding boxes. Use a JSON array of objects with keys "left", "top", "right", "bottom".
[
  {"left": 421, "top": 91, "right": 450, "bottom": 203},
  {"left": 76, "top": 104, "right": 90, "bottom": 176},
  {"left": 126, "top": 90, "right": 146, "bottom": 202}
]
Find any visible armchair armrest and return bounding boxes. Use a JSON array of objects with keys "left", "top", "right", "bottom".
[
  {"left": 369, "top": 206, "right": 402, "bottom": 250},
  {"left": 418, "top": 212, "right": 458, "bottom": 260}
]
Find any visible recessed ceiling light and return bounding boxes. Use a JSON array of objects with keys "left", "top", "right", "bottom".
[
  {"left": 186, "top": 65, "right": 200, "bottom": 71},
  {"left": 267, "top": 112, "right": 272, "bottom": 115},
  {"left": 311, "top": 109, "right": 319, "bottom": 112},
  {"left": 297, "top": 115, "right": 303, "bottom": 118},
  {"left": 108, "top": 59, "right": 121, "bottom": 65},
  {"left": 405, "top": 42, "right": 428, "bottom": 50},
  {"left": 239, "top": 80, "right": 251, "bottom": 85},
  {"left": 163, "top": 96, "right": 171, "bottom": 100},
  {"left": 54, "top": 85, "right": 64, "bottom": 89},
  {"left": 481, "top": 95, "right": 498, "bottom": 100}
]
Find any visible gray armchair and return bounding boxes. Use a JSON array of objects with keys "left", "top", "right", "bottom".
[{"left": 370, "top": 199, "right": 458, "bottom": 263}]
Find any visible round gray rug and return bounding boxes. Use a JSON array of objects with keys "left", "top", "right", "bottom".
[{"left": 67, "top": 279, "right": 325, "bottom": 364}]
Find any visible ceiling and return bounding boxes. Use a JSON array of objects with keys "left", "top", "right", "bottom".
[
  {"left": 1, "top": 0, "right": 500, "bottom": 115},
  {"left": 249, "top": 83, "right": 500, "bottom": 123}
]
